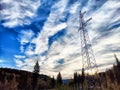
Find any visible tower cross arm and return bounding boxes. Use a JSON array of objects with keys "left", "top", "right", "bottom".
[
  {"left": 79, "top": 11, "right": 86, "bottom": 18},
  {"left": 83, "top": 17, "right": 92, "bottom": 27},
  {"left": 86, "top": 17, "right": 92, "bottom": 23}
]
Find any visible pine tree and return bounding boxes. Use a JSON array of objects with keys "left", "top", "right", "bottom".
[
  {"left": 57, "top": 72, "right": 63, "bottom": 85},
  {"left": 33, "top": 61, "right": 40, "bottom": 74},
  {"left": 32, "top": 61, "right": 40, "bottom": 89}
]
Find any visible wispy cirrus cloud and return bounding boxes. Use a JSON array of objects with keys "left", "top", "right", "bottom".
[
  {"left": 1, "top": 0, "right": 120, "bottom": 79},
  {"left": 0, "top": 0, "right": 41, "bottom": 27},
  {"left": 17, "top": 29, "right": 35, "bottom": 52}
]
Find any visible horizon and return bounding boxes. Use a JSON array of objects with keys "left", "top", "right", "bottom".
[{"left": 0, "top": 0, "right": 120, "bottom": 79}]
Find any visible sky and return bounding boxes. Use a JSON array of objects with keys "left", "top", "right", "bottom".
[{"left": 0, "top": 0, "right": 120, "bottom": 79}]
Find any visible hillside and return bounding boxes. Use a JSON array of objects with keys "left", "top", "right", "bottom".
[{"left": 0, "top": 68, "right": 53, "bottom": 90}]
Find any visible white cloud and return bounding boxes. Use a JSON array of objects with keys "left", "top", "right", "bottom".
[
  {"left": 86, "top": 0, "right": 120, "bottom": 73},
  {"left": 15, "top": 59, "right": 25, "bottom": 68},
  {"left": 0, "top": 59, "right": 4, "bottom": 63},
  {"left": 18, "top": 29, "right": 35, "bottom": 52},
  {"left": 69, "top": 1, "right": 80, "bottom": 14},
  {"left": 1, "top": 0, "right": 41, "bottom": 27},
  {"left": 30, "top": 0, "right": 68, "bottom": 55},
  {"left": 18, "top": 30, "right": 35, "bottom": 44},
  {"left": 14, "top": 55, "right": 25, "bottom": 59},
  {"left": 46, "top": 0, "right": 120, "bottom": 78},
  {"left": 15, "top": 0, "right": 120, "bottom": 78},
  {"left": 82, "top": 0, "right": 95, "bottom": 12},
  {"left": 88, "top": 0, "right": 120, "bottom": 31},
  {"left": 92, "top": 27, "right": 120, "bottom": 65}
]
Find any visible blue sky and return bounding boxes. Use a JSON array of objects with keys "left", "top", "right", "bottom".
[{"left": 0, "top": 0, "right": 120, "bottom": 78}]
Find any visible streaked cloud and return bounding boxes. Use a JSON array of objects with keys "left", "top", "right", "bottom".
[
  {"left": 0, "top": 0, "right": 41, "bottom": 27},
  {"left": 0, "top": 0, "right": 120, "bottom": 79}
]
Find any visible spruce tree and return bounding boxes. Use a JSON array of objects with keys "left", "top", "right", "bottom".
[
  {"left": 32, "top": 61, "right": 40, "bottom": 89},
  {"left": 57, "top": 72, "right": 63, "bottom": 85},
  {"left": 33, "top": 61, "right": 40, "bottom": 74}
]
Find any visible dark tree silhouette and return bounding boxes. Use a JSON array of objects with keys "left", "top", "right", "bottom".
[
  {"left": 74, "top": 72, "right": 77, "bottom": 84},
  {"left": 114, "top": 54, "right": 120, "bottom": 83},
  {"left": 51, "top": 76, "right": 55, "bottom": 88},
  {"left": 57, "top": 72, "right": 63, "bottom": 85},
  {"left": 114, "top": 54, "right": 120, "bottom": 68},
  {"left": 81, "top": 68, "right": 85, "bottom": 89},
  {"left": 32, "top": 61, "right": 40, "bottom": 89},
  {"left": 74, "top": 72, "right": 78, "bottom": 89},
  {"left": 33, "top": 61, "right": 40, "bottom": 74},
  {"left": 77, "top": 74, "right": 82, "bottom": 85}
]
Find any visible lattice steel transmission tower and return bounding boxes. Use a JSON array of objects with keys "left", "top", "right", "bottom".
[{"left": 78, "top": 11, "right": 97, "bottom": 89}]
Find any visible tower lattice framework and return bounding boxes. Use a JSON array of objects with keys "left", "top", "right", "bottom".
[{"left": 78, "top": 11, "right": 97, "bottom": 87}]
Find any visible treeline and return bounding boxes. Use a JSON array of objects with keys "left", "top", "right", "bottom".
[
  {"left": 0, "top": 61, "right": 63, "bottom": 90},
  {"left": 0, "top": 55, "right": 120, "bottom": 90},
  {"left": 54, "top": 54, "right": 120, "bottom": 90}
]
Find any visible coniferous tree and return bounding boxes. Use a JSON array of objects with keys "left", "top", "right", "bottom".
[
  {"left": 57, "top": 72, "right": 63, "bottom": 85},
  {"left": 33, "top": 61, "right": 40, "bottom": 74},
  {"left": 32, "top": 61, "right": 40, "bottom": 89}
]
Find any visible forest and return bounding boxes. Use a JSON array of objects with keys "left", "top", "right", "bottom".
[{"left": 0, "top": 55, "right": 120, "bottom": 90}]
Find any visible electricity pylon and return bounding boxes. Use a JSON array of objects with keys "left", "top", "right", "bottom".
[{"left": 78, "top": 11, "right": 97, "bottom": 89}]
